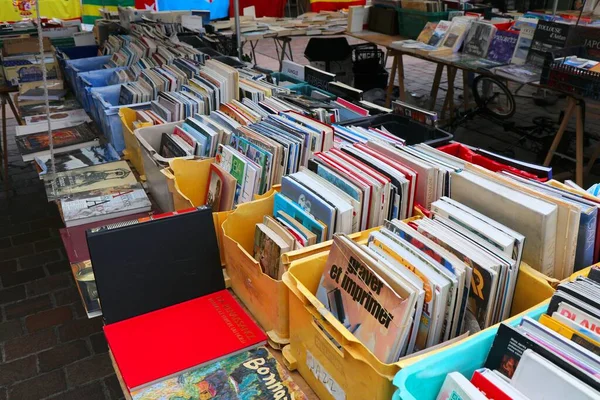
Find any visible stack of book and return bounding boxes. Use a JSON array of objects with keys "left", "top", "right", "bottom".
[
  {"left": 437, "top": 267, "right": 600, "bottom": 399},
  {"left": 312, "top": 194, "right": 523, "bottom": 364}
]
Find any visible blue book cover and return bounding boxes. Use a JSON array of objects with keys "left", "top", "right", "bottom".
[
  {"left": 273, "top": 192, "right": 326, "bottom": 242},
  {"left": 280, "top": 175, "right": 336, "bottom": 236},
  {"left": 574, "top": 207, "right": 597, "bottom": 272},
  {"left": 487, "top": 30, "right": 519, "bottom": 64}
]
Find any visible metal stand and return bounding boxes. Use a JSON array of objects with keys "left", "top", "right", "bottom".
[
  {"left": 242, "top": 39, "right": 260, "bottom": 65},
  {"left": 273, "top": 37, "right": 294, "bottom": 71}
]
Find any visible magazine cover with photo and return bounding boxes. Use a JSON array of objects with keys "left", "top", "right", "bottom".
[{"left": 131, "top": 347, "right": 307, "bottom": 400}]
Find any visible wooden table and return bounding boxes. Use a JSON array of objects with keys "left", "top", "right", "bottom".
[{"left": 0, "top": 86, "right": 22, "bottom": 194}]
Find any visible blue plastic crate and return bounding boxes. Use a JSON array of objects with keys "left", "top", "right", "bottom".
[
  {"left": 287, "top": 83, "right": 336, "bottom": 100},
  {"left": 55, "top": 45, "right": 100, "bottom": 85},
  {"left": 77, "top": 67, "right": 127, "bottom": 113},
  {"left": 64, "top": 55, "right": 111, "bottom": 92},
  {"left": 90, "top": 84, "right": 150, "bottom": 154},
  {"left": 392, "top": 303, "right": 548, "bottom": 400},
  {"left": 271, "top": 72, "right": 304, "bottom": 86}
]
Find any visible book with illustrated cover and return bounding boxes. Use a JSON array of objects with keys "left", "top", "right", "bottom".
[
  {"left": 463, "top": 22, "right": 497, "bottom": 57},
  {"left": 16, "top": 123, "right": 99, "bottom": 162},
  {"left": 487, "top": 30, "right": 519, "bottom": 64},
  {"left": 105, "top": 290, "right": 267, "bottom": 391},
  {"left": 24, "top": 108, "right": 90, "bottom": 126},
  {"left": 60, "top": 183, "right": 152, "bottom": 227},
  {"left": 492, "top": 63, "right": 541, "bottom": 83},
  {"left": 315, "top": 234, "right": 416, "bottom": 363},
  {"left": 253, "top": 223, "right": 291, "bottom": 280},
  {"left": 130, "top": 346, "right": 307, "bottom": 400},
  {"left": 512, "top": 20, "right": 538, "bottom": 65},
  {"left": 18, "top": 99, "right": 82, "bottom": 117},
  {"left": 205, "top": 163, "right": 236, "bottom": 212},
  {"left": 71, "top": 261, "right": 101, "bottom": 318},
  {"left": 527, "top": 20, "right": 571, "bottom": 67},
  {"left": 43, "top": 161, "right": 137, "bottom": 202},
  {"left": 35, "top": 144, "right": 120, "bottom": 176},
  {"left": 428, "top": 20, "right": 452, "bottom": 47},
  {"left": 440, "top": 21, "right": 470, "bottom": 53},
  {"left": 417, "top": 22, "right": 437, "bottom": 43}
]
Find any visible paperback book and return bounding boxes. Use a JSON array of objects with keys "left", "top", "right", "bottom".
[
  {"left": 487, "top": 30, "right": 519, "bottom": 64},
  {"left": 34, "top": 144, "right": 120, "bottom": 176},
  {"left": 462, "top": 22, "right": 497, "bottom": 57},
  {"left": 526, "top": 20, "right": 571, "bottom": 67},
  {"left": 16, "top": 123, "right": 99, "bottom": 162}
]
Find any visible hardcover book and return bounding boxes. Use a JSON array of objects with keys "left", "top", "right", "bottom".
[
  {"left": 130, "top": 346, "right": 307, "bottom": 400},
  {"left": 60, "top": 183, "right": 152, "bottom": 227},
  {"left": 527, "top": 20, "right": 571, "bottom": 67},
  {"left": 87, "top": 207, "right": 225, "bottom": 324},
  {"left": 463, "top": 22, "right": 497, "bottom": 57},
  {"left": 104, "top": 290, "right": 267, "bottom": 391},
  {"left": 16, "top": 123, "right": 99, "bottom": 162},
  {"left": 512, "top": 21, "right": 538, "bottom": 65},
  {"left": 487, "top": 30, "right": 519, "bottom": 64},
  {"left": 35, "top": 144, "right": 120, "bottom": 176},
  {"left": 43, "top": 161, "right": 137, "bottom": 202}
]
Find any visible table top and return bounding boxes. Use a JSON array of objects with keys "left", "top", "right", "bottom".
[{"left": 345, "top": 30, "right": 405, "bottom": 48}]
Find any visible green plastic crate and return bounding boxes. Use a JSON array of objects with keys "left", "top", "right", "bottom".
[{"left": 396, "top": 8, "right": 449, "bottom": 39}]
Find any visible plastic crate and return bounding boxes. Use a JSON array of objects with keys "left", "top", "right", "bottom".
[
  {"left": 341, "top": 113, "right": 453, "bottom": 147},
  {"left": 354, "top": 68, "right": 389, "bottom": 91},
  {"left": 391, "top": 303, "right": 548, "bottom": 400},
  {"left": 134, "top": 122, "right": 194, "bottom": 212},
  {"left": 55, "top": 45, "right": 99, "bottom": 85},
  {"left": 64, "top": 55, "right": 111, "bottom": 92},
  {"left": 119, "top": 107, "right": 153, "bottom": 180},
  {"left": 77, "top": 67, "right": 127, "bottom": 113},
  {"left": 90, "top": 84, "right": 151, "bottom": 154},
  {"left": 396, "top": 8, "right": 449, "bottom": 39}
]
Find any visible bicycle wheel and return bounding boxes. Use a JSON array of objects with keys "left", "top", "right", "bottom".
[{"left": 472, "top": 75, "right": 516, "bottom": 120}]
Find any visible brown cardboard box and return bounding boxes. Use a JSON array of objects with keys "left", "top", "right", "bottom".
[{"left": 2, "top": 36, "right": 52, "bottom": 56}]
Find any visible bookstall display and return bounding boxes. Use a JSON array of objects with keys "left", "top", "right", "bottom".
[{"left": 3, "top": 2, "right": 600, "bottom": 399}]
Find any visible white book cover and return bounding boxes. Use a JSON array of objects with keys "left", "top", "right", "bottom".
[
  {"left": 512, "top": 21, "right": 538, "bottom": 65},
  {"left": 436, "top": 372, "right": 487, "bottom": 400},
  {"left": 60, "top": 184, "right": 151, "bottom": 227},
  {"left": 512, "top": 349, "right": 599, "bottom": 400},
  {"left": 23, "top": 109, "right": 91, "bottom": 127}
]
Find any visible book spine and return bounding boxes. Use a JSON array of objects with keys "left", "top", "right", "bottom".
[{"left": 574, "top": 210, "right": 596, "bottom": 272}]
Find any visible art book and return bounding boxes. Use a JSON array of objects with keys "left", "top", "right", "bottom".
[
  {"left": 526, "top": 20, "right": 571, "bottom": 67},
  {"left": 463, "top": 22, "right": 497, "bottom": 57},
  {"left": 130, "top": 347, "right": 307, "bottom": 400},
  {"left": 60, "top": 183, "right": 152, "bottom": 227},
  {"left": 16, "top": 123, "right": 99, "bottom": 162},
  {"left": 104, "top": 290, "right": 267, "bottom": 391},
  {"left": 35, "top": 144, "right": 120, "bottom": 176},
  {"left": 487, "top": 30, "right": 519, "bottom": 64},
  {"left": 315, "top": 234, "right": 415, "bottom": 363},
  {"left": 43, "top": 161, "right": 137, "bottom": 202}
]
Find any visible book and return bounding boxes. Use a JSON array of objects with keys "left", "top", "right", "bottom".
[
  {"left": 428, "top": 20, "right": 452, "bottom": 47},
  {"left": 34, "top": 144, "right": 120, "bottom": 176},
  {"left": 462, "top": 22, "right": 497, "bottom": 57},
  {"left": 16, "top": 123, "right": 99, "bottom": 162},
  {"left": 304, "top": 65, "right": 336, "bottom": 91},
  {"left": 471, "top": 368, "right": 529, "bottom": 400},
  {"left": 23, "top": 108, "right": 90, "bottom": 126},
  {"left": 486, "top": 30, "right": 519, "bottom": 64},
  {"left": 527, "top": 20, "right": 571, "bottom": 67},
  {"left": 205, "top": 163, "right": 236, "bottom": 212},
  {"left": 71, "top": 261, "right": 101, "bottom": 318},
  {"left": 253, "top": 223, "right": 291, "bottom": 280},
  {"left": 87, "top": 207, "right": 225, "bottom": 324},
  {"left": 130, "top": 346, "right": 307, "bottom": 399},
  {"left": 439, "top": 21, "right": 470, "bottom": 53},
  {"left": 59, "top": 184, "right": 152, "bottom": 227},
  {"left": 19, "top": 88, "right": 66, "bottom": 101},
  {"left": 436, "top": 372, "right": 487, "bottom": 400},
  {"left": 281, "top": 60, "right": 305, "bottom": 81},
  {"left": 43, "top": 161, "right": 138, "bottom": 202},
  {"left": 512, "top": 20, "right": 538, "bottom": 65},
  {"left": 566, "top": 26, "right": 600, "bottom": 60},
  {"left": 18, "top": 99, "right": 82, "bottom": 118},
  {"left": 492, "top": 63, "right": 541, "bottom": 83},
  {"left": 315, "top": 234, "right": 417, "bottom": 363},
  {"left": 105, "top": 290, "right": 267, "bottom": 391},
  {"left": 417, "top": 22, "right": 437, "bottom": 43}
]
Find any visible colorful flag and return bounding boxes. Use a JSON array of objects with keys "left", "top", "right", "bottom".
[
  {"left": 1, "top": 0, "right": 81, "bottom": 22},
  {"left": 82, "top": 0, "right": 134, "bottom": 24}
]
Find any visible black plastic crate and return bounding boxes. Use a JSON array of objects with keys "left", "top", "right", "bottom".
[
  {"left": 354, "top": 68, "right": 389, "bottom": 91},
  {"left": 340, "top": 113, "right": 453, "bottom": 147}
]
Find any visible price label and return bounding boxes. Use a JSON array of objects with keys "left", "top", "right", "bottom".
[{"left": 306, "top": 350, "right": 346, "bottom": 400}]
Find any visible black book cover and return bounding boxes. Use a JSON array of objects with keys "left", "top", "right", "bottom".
[
  {"left": 16, "top": 123, "right": 97, "bottom": 155},
  {"left": 566, "top": 26, "right": 600, "bottom": 60},
  {"left": 547, "top": 291, "right": 600, "bottom": 320},
  {"left": 327, "top": 82, "right": 363, "bottom": 102},
  {"left": 305, "top": 66, "right": 336, "bottom": 91},
  {"left": 589, "top": 266, "right": 600, "bottom": 283},
  {"left": 485, "top": 323, "right": 600, "bottom": 390},
  {"left": 86, "top": 207, "right": 225, "bottom": 324},
  {"left": 556, "top": 280, "right": 600, "bottom": 311},
  {"left": 527, "top": 21, "right": 571, "bottom": 67},
  {"left": 160, "top": 132, "right": 186, "bottom": 158}
]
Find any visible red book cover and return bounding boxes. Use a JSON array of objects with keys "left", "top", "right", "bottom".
[
  {"left": 104, "top": 290, "right": 267, "bottom": 391},
  {"left": 59, "top": 212, "right": 150, "bottom": 264},
  {"left": 471, "top": 370, "right": 512, "bottom": 400}
]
